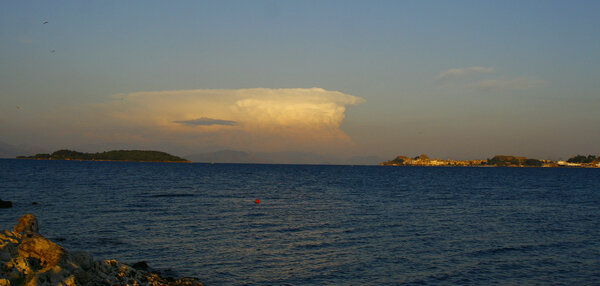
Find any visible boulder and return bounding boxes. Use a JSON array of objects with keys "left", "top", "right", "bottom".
[
  {"left": 13, "top": 214, "right": 38, "bottom": 233},
  {"left": 17, "top": 233, "right": 66, "bottom": 270},
  {"left": 0, "top": 199, "right": 12, "bottom": 209}
]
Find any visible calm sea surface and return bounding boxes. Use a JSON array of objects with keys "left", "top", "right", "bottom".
[{"left": 1, "top": 159, "right": 599, "bottom": 285}]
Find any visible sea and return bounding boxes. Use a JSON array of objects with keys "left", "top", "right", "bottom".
[{"left": 1, "top": 159, "right": 599, "bottom": 285}]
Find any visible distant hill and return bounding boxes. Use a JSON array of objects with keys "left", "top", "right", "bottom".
[
  {"left": 186, "top": 150, "right": 260, "bottom": 163},
  {"left": 567, "top": 154, "right": 599, "bottom": 164},
  {"left": 342, "top": 155, "right": 387, "bottom": 165},
  {"left": 0, "top": 141, "right": 47, "bottom": 159},
  {"left": 186, "top": 150, "right": 384, "bottom": 165},
  {"left": 17, "top": 149, "right": 189, "bottom": 163},
  {"left": 185, "top": 150, "right": 332, "bottom": 164},
  {"left": 0, "top": 142, "right": 20, "bottom": 158},
  {"left": 379, "top": 154, "right": 556, "bottom": 167}
]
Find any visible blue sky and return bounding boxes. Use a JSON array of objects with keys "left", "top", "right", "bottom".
[{"left": 1, "top": 1, "right": 599, "bottom": 160}]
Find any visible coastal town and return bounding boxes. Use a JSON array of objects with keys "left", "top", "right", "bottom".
[{"left": 380, "top": 154, "right": 600, "bottom": 168}]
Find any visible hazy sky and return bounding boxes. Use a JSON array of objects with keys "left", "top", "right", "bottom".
[{"left": 1, "top": 1, "right": 599, "bottom": 160}]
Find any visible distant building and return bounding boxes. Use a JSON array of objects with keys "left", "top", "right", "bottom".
[{"left": 557, "top": 161, "right": 581, "bottom": 167}]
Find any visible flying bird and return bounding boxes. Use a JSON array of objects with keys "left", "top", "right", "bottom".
[
  {"left": 50, "top": 50, "right": 56, "bottom": 53},
  {"left": 43, "top": 21, "right": 48, "bottom": 24}
]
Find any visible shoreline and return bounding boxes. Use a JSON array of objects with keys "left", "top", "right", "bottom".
[
  {"left": 4, "top": 157, "right": 599, "bottom": 167},
  {"left": 378, "top": 164, "right": 600, "bottom": 168},
  {"left": 379, "top": 154, "right": 600, "bottom": 168},
  {"left": 0, "top": 214, "right": 202, "bottom": 286}
]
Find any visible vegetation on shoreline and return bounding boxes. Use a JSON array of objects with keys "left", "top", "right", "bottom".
[
  {"left": 567, "top": 154, "right": 599, "bottom": 164},
  {"left": 380, "top": 154, "right": 600, "bottom": 168},
  {"left": 17, "top": 149, "right": 190, "bottom": 163}
]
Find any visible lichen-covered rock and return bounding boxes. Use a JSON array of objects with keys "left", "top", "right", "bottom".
[{"left": 1, "top": 214, "right": 203, "bottom": 286}]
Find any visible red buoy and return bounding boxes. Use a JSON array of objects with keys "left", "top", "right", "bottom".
[{"left": 254, "top": 199, "right": 260, "bottom": 204}]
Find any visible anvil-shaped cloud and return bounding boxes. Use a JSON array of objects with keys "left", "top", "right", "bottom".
[{"left": 88, "top": 88, "right": 364, "bottom": 153}]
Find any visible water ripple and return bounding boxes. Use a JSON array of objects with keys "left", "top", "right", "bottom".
[{"left": 1, "top": 160, "right": 599, "bottom": 285}]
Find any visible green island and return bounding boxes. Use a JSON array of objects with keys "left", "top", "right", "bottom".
[
  {"left": 380, "top": 154, "right": 600, "bottom": 168},
  {"left": 17, "top": 149, "right": 190, "bottom": 163}
]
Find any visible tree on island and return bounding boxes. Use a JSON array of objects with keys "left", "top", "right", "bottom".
[
  {"left": 567, "top": 155, "right": 598, "bottom": 164},
  {"left": 414, "top": 154, "right": 429, "bottom": 160},
  {"left": 523, "top": 158, "right": 543, "bottom": 167},
  {"left": 486, "top": 155, "right": 525, "bottom": 166}
]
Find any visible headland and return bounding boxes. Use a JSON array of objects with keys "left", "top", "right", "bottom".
[
  {"left": 380, "top": 154, "right": 600, "bottom": 168},
  {"left": 16, "top": 149, "right": 190, "bottom": 163}
]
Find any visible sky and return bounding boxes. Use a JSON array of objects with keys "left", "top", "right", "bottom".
[{"left": 1, "top": 0, "right": 599, "bottom": 161}]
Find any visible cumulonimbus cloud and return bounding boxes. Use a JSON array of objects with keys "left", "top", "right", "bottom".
[
  {"left": 436, "top": 66, "right": 494, "bottom": 80},
  {"left": 85, "top": 88, "right": 364, "bottom": 152}
]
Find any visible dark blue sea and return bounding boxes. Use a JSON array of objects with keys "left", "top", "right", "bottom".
[{"left": 1, "top": 159, "right": 599, "bottom": 285}]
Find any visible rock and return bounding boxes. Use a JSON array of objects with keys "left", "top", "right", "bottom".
[
  {"left": 132, "top": 260, "right": 150, "bottom": 271},
  {"left": 1, "top": 214, "right": 203, "bottom": 286},
  {"left": 13, "top": 214, "right": 38, "bottom": 233},
  {"left": 70, "top": 251, "right": 93, "bottom": 270},
  {"left": 18, "top": 233, "right": 66, "bottom": 269},
  {"left": 0, "top": 199, "right": 12, "bottom": 209},
  {"left": 171, "top": 277, "right": 205, "bottom": 286}
]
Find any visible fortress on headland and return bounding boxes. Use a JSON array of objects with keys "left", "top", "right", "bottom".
[{"left": 380, "top": 154, "right": 600, "bottom": 168}]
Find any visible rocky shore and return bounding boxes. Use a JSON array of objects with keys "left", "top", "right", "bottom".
[{"left": 0, "top": 214, "right": 202, "bottom": 286}]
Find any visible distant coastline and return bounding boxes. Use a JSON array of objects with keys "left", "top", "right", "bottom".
[
  {"left": 380, "top": 154, "right": 600, "bottom": 168},
  {"left": 16, "top": 149, "right": 190, "bottom": 163}
]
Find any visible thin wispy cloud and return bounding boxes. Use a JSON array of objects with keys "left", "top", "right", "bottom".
[
  {"left": 436, "top": 66, "right": 545, "bottom": 93},
  {"left": 174, "top": 117, "right": 237, "bottom": 126},
  {"left": 437, "top": 66, "right": 494, "bottom": 80},
  {"left": 466, "top": 78, "right": 547, "bottom": 92}
]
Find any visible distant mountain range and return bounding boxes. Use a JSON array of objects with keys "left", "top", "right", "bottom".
[
  {"left": 1, "top": 141, "right": 384, "bottom": 165},
  {"left": 185, "top": 150, "right": 385, "bottom": 165},
  {"left": 0, "top": 141, "right": 47, "bottom": 159}
]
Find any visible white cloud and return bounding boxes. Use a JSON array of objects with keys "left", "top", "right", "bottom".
[
  {"left": 80, "top": 88, "right": 364, "bottom": 153},
  {"left": 437, "top": 66, "right": 494, "bottom": 80}
]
